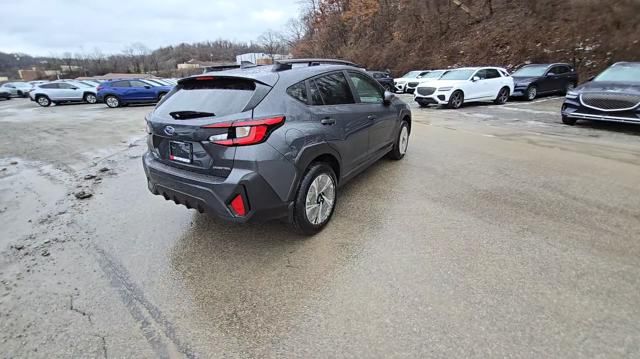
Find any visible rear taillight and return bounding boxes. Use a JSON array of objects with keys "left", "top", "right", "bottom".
[{"left": 204, "top": 116, "right": 285, "bottom": 146}]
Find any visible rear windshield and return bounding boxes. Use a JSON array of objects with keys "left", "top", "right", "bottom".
[{"left": 155, "top": 78, "right": 256, "bottom": 119}]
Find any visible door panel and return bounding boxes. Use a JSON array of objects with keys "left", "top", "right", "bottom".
[
  {"left": 347, "top": 71, "right": 395, "bottom": 154},
  {"left": 129, "top": 80, "right": 154, "bottom": 101},
  {"left": 308, "top": 73, "right": 369, "bottom": 176}
]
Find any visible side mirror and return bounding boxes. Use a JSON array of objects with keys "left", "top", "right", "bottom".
[
  {"left": 383, "top": 91, "right": 395, "bottom": 106},
  {"left": 472, "top": 76, "right": 480, "bottom": 82},
  {"left": 144, "top": 85, "right": 151, "bottom": 89},
  {"left": 70, "top": 87, "right": 78, "bottom": 90},
  {"left": 587, "top": 76, "right": 595, "bottom": 82}
]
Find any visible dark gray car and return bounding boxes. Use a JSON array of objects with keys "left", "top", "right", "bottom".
[{"left": 143, "top": 59, "right": 412, "bottom": 234}]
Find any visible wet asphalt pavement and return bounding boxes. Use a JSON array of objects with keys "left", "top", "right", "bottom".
[{"left": 1, "top": 96, "right": 640, "bottom": 358}]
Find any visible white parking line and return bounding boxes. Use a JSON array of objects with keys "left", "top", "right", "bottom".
[
  {"left": 493, "top": 106, "right": 558, "bottom": 115},
  {"left": 503, "top": 97, "right": 562, "bottom": 107}
]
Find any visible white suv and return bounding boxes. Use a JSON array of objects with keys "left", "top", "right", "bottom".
[
  {"left": 404, "top": 70, "right": 447, "bottom": 94},
  {"left": 394, "top": 70, "right": 430, "bottom": 93},
  {"left": 29, "top": 80, "right": 98, "bottom": 107},
  {"left": 414, "top": 67, "right": 514, "bottom": 109}
]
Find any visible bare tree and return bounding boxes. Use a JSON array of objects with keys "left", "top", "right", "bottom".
[{"left": 258, "top": 30, "right": 285, "bottom": 59}]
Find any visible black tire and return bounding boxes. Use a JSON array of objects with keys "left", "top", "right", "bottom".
[
  {"left": 525, "top": 85, "right": 537, "bottom": 101},
  {"left": 291, "top": 163, "right": 338, "bottom": 235},
  {"left": 388, "top": 120, "right": 410, "bottom": 160},
  {"left": 17, "top": 91, "right": 23, "bottom": 97},
  {"left": 83, "top": 93, "right": 97, "bottom": 104},
  {"left": 562, "top": 115, "right": 577, "bottom": 126},
  {"left": 494, "top": 87, "right": 510, "bottom": 105},
  {"left": 104, "top": 95, "right": 120, "bottom": 108},
  {"left": 35, "top": 95, "right": 51, "bottom": 107},
  {"left": 447, "top": 90, "right": 464, "bottom": 109}
]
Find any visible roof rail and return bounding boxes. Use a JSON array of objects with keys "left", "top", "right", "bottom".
[{"left": 272, "top": 58, "right": 362, "bottom": 72}]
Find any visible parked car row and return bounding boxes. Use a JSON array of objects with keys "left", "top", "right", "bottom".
[
  {"left": 392, "top": 63, "right": 579, "bottom": 109},
  {"left": 396, "top": 61, "right": 639, "bottom": 126},
  {"left": 24, "top": 78, "right": 177, "bottom": 107}
]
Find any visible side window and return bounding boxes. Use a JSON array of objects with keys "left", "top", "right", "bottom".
[
  {"left": 348, "top": 72, "right": 383, "bottom": 104},
  {"left": 111, "top": 81, "right": 130, "bottom": 88},
  {"left": 475, "top": 70, "right": 487, "bottom": 80},
  {"left": 130, "top": 80, "right": 148, "bottom": 87},
  {"left": 57, "top": 83, "right": 74, "bottom": 89},
  {"left": 485, "top": 69, "right": 501, "bottom": 79},
  {"left": 41, "top": 83, "right": 59, "bottom": 89},
  {"left": 286, "top": 81, "right": 308, "bottom": 104},
  {"left": 309, "top": 80, "right": 324, "bottom": 105},
  {"left": 313, "top": 72, "right": 355, "bottom": 105}
]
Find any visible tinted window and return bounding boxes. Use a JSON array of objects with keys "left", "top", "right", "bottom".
[
  {"left": 287, "top": 81, "right": 308, "bottom": 104},
  {"left": 130, "top": 80, "right": 149, "bottom": 87},
  {"left": 485, "top": 69, "right": 501, "bottom": 79},
  {"left": 313, "top": 72, "right": 355, "bottom": 105},
  {"left": 155, "top": 78, "right": 256, "bottom": 119},
  {"left": 348, "top": 72, "right": 383, "bottom": 104},
  {"left": 475, "top": 70, "right": 488, "bottom": 79},
  {"left": 41, "top": 83, "right": 59, "bottom": 89},
  {"left": 57, "top": 83, "right": 76, "bottom": 89},
  {"left": 309, "top": 80, "right": 324, "bottom": 105},
  {"left": 110, "top": 81, "right": 130, "bottom": 87}
]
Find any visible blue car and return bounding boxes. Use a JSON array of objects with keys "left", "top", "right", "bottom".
[{"left": 97, "top": 79, "right": 173, "bottom": 108}]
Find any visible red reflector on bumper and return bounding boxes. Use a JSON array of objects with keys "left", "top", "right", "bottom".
[{"left": 230, "top": 194, "right": 246, "bottom": 217}]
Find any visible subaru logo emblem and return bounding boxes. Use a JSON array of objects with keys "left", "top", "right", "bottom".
[{"left": 164, "top": 126, "right": 175, "bottom": 136}]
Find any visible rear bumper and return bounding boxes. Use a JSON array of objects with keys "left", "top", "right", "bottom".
[{"left": 143, "top": 151, "right": 292, "bottom": 223}]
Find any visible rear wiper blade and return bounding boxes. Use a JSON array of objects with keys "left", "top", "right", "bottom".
[{"left": 169, "top": 111, "right": 215, "bottom": 120}]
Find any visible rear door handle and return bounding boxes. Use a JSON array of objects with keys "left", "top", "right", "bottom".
[{"left": 321, "top": 118, "right": 336, "bottom": 125}]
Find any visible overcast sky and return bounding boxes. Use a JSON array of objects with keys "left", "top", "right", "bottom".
[{"left": 0, "top": 0, "right": 301, "bottom": 56}]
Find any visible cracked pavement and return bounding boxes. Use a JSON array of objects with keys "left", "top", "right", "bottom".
[{"left": 1, "top": 96, "right": 639, "bottom": 357}]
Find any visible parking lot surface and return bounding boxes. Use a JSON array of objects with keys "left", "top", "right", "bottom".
[{"left": 1, "top": 96, "right": 639, "bottom": 358}]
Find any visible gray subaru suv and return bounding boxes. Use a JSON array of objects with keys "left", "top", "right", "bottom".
[{"left": 143, "top": 59, "right": 411, "bottom": 234}]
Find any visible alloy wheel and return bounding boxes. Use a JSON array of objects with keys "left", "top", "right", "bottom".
[
  {"left": 305, "top": 174, "right": 336, "bottom": 225},
  {"left": 399, "top": 126, "right": 409, "bottom": 155},
  {"left": 499, "top": 89, "right": 509, "bottom": 103},
  {"left": 37, "top": 97, "right": 50, "bottom": 106},
  {"left": 86, "top": 94, "right": 97, "bottom": 104},
  {"left": 106, "top": 97, "right": 119, "bottom": 108},
  {"left": 527, "top": 87, "right": 537, "bottom": 100},
  {"left": 452, "top": 93, "right": 463, "bottom": 108}
]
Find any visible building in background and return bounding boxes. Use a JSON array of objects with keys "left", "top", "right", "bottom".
[
  {"left": 177, "top": 59, "right": 234, "bottom": 70},
  {"left": 235, "top": 53, "right": 292, "bottom": 65}
]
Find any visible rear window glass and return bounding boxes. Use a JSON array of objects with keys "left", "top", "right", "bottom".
[
  {"left": 155, "top": 78, "right": 256, "bottom": 118},
  {"left": 287, "top": 81, "right": 307, "bottom": 104}
]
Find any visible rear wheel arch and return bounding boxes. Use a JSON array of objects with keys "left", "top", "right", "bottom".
[
  {"left": 291, "top": 145, "right": 342, "bottom": 199},
  {"left": 401, "top": 113, "right": 412, "bottom": 134},
  {"left": 309, "top": 154, "right": 340, "bottom": 183}
]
